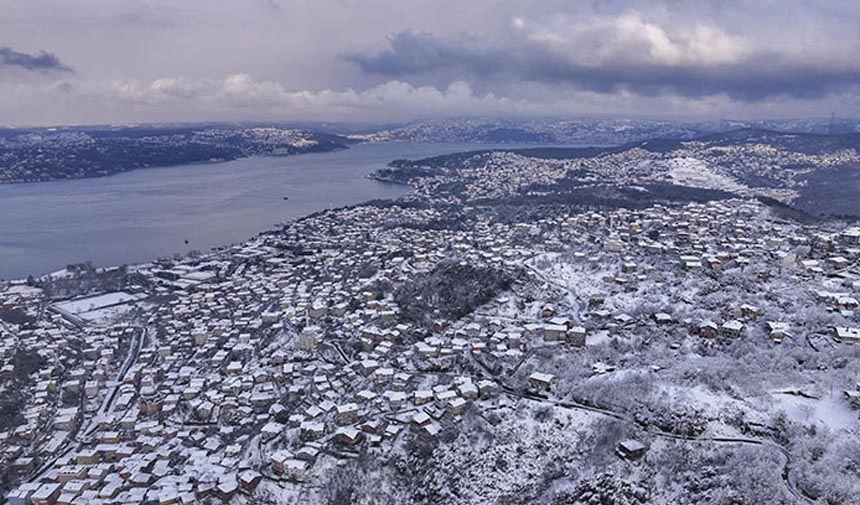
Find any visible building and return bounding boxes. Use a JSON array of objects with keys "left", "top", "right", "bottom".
[
  {"left": 698, "top": 321, "right": 719, "bottom": 338},
  {"left": 528, "top": 372, "right": 556, "bottom": 391},
  {"left": 616, "top": 439, "right": 647, "bottom": 459},
  {"left": 834, "top": 326, "right": 860, "bottom": 344}
]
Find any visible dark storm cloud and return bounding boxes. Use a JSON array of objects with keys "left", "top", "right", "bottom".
[
  {"left": 0, "top": 46, "right": 73, "bottom": 73},
  {"left": 345, "top": 26, "right": 860, "bottom": 102},
  {"left": 346, "top": 31, "right": 503, "bottom": 77},
  {"left": 521, "top": 54, "right": 860, "bottom": 101}
]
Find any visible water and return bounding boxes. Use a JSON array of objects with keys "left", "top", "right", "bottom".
[{"left": 0, "top": 142, "right": 555, "bottom": 279}]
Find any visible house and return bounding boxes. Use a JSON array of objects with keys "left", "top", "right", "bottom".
[
  {"left": 6, "top": 483, "right": 41, "bottom": 505},
  {"left": 58, "top": 466, "right": 88, "bottom": 483},
  {"left": 843, "top": 389, "right": 860, "bottom": 409},
  {"left": 238, "top": 470, "right": 263, "bottom": 494},
  {"left": 384, "top": 423, "right": 403, "bottom": 439},
  {"left": 359, "top": 359, "right": 380, "bottom": 376},
  {"left": 335, "top": 426, "right": 363, "bottom": 446},
  {"left": 528, "top": 372, "right": 556, "bottom": 391},
  {"left": 216, "top": 478, "right": 239, "bottom": 500},
  {"left": 299, "top": 326, "right": 321, "bottom": 351},
  {"left": 76, "top": 449, "right": 99, "bottom": 465},
  {"left": 282, "top": 459, "right": 309, "bottom": 481},
  {"left": 422, "top": 422, "right": 442, "bottom": 436},
  {"left": 841, "top": 227, "right": 860, "bottom": 245},
  {"left": 548, "top": 316, "right": 572, "bottom": 329},
  {"left": 592, "top": 362, "right": 616, "bottom": 374},
  {"left": 448, "top": 397, "right": 468, "bottom": 415},
  {"left": 360, "top": 419, "right": 382, "bottom": 434},
  {"left": 261, "top": 310, "right": 280, "bottom": 324},
  {"left": 457, "top": 381, "right": 479, "bottom": 400},
  {"left": 428, "top": 391, "right": 454, "bottom": 413},
  {"left": 463, "top": 322, "right": 482, "bottom": 337},
  {"left": 139, "top": 390, "right": 161, "bottom": 415},
  {"left": 270, "top": 449, "right": 295, "bottom": 474},
  {"left": 505, "top": 332, "right": 522, "bottom": 348},
  {"left": 801, "top": 259, "right": 822, "bottom": 272},
  {"left": 10, "top": 457, "right": 35, "bottom": 473},
  {"left": 566, "top": 326, "right": 586, "bottom": 346},
  {"left": 834, "top": 326, "right": 860, "bottom": 344},
  {"left": 414, "top": 390, "right": 434, "bottom": 405},
  {"left": 84, "top": 380, "right": 99, "bottom": 398},
  {"left": 297, "top": 444, "right": 320, "bottom": 461},
  {"left": 739, "top": 304, "right": 762, "bottom": 319},
  {"left": 30, "top": 483, "right": 62, "bottom": 505},
  {"left": 523, "top": 323, "right": 543, "bottom": 337},
  {"left": 680, "top": 255, "right": 703, "bottom": 271},
  {"left": 261, "top": 421, "right": 284, "bottom": 441},
  {"left": 383, "top": 390, "right": 408, "bottom": 409},
  {"left": 411, "top": 411, "right": 432, "bottom": 426},
  {"left": 301, "top": 421, "right": 325, "bottom": 440},
  {"left": 698, "top": 320, "right": 719, "bottom": 338},
  {"left": 838, "top": 297, "right": 859, "bottom": 310},
  {"left": 828, "top": 256, "right": 850, "bottom": 270},
  {"left": 416, "top": 342, "right": 438, "bottom": 358},
  {"left": 766, "top": 322, "right": 792, "bottom": 343},
  {"left": 477, "top": 379, "right": 497, "bottom": 397},
  {"left": 721, "top": 320, "right": 744, "bottom": 338},
  {"left": 335, "top": 403, "right": 360, "bottom": 425},
  {"left": 374, "top": 367, "right": 395, "bottom": 383},
  {"left": 307, "top": 301, "right": 326, "bottom": 320},
  {"left": 616, "top": 439, "right": 647, "bottom": 459},
  {"left": 543, "top": 324, "right": 567, "bottom": 342}
]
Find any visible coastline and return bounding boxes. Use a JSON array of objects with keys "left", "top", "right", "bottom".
[
  {"left": 0, "top": 145, "right": 352, "bottom": 186},
  {"left": 1, "top": 142, "right": 590, "bottom": 281}
]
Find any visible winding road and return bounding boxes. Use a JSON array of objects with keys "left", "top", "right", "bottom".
[{"left": 469, "top": 349, "right": 814, "bottom": 504}]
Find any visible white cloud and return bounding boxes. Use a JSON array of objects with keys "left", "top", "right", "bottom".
[
  {"left": 0, "top": 69, "right": 857, "bottom": 127},
  {"left": 3, "top": 0, "right": 860, "bottom": 124},
  {"left": 105, "top": 74, "right": 520, "bottom": 121},
  {"left": 524, "top": 12, "right": 749, "bottom": 68}
]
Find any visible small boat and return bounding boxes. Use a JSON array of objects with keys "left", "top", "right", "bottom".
[{"left": 283, "top": 196, "right": 289, "bottom": 201}]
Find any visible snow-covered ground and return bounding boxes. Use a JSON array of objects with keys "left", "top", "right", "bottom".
[
  {"left": 4, "top": 284, "right": 42, "bottom": 296},
  {"left": 78, "top": 303, "right": 149, "bottom": 325},
  {"left": 769, "top": 392, "right": 857, "bottom": 432},
  {"left": 666, "top": 157, "right": 749, "bottom": 194},
  {"left": 52, "top": 291, "right": 146, "bottom": 315}
]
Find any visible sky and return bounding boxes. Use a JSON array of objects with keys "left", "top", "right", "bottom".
[{"left": 2, "top": 0, "right": 860, "bottom": 126}]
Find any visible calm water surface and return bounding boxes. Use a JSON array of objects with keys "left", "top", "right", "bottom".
[{"left": 0, "top": 142, "right": 554, "bottom": 279}]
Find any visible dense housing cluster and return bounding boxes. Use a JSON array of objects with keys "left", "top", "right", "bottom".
[{"left": 3, "top": 136, "right": 860, "bottom": 504}]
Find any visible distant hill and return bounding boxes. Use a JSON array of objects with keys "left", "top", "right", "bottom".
[
  {"left": 347, "top": 117, "right": 860, "bottom": 145},
  {"left": 372, "top": 128, "right": 860, "bottom": 218},
  {"left": 0, "top": 125, "right": 355, "bottom": 184}
]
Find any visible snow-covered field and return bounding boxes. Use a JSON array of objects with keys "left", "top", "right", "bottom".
[
  {"left": 53, "top": 291, "right": 146, "bottom": 315},
  {"left": 769, "top": 392, "right": 856, "bottom": 432},
  {"left": 666, "top": 157, "right": 749, "bottom": 194},
  {"left": 78, "top": 303, "right": 149, "bottom": 325}
]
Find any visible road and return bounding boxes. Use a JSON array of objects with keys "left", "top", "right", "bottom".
[
  {"left": 80, "top": 324, "right": 148, "bottom": 439},
  {"left": 469, "top": 350, "right": 814, "bottom": 504},
  {"left": 491, "top": 256, "right": 815, "bottom": 502},
  {"left": 28, "top": 321, "right": 150, "bottom": 482}
]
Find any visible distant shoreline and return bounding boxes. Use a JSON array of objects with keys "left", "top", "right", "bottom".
[{"left": 0, "top": 146, "right": 352, "bottom": 186}]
